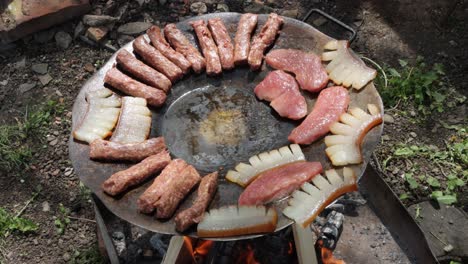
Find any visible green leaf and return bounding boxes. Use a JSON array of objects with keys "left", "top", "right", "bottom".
[
  {"left": 437, "top": 194, "right": 457, "bottom": 205},
  {"left": 395, "top": 147, "right": 414, "bottom": 156},
  {"left": 426, "top": 176, "right": 441, "bottom": 187},
  {"left": 398, "top": 59, "right": 408, "bottom": 67},
  {"left": 405, "top": 174, "right": 419, "bottom": 189},
  {"left": 431, "top": 191, "right": 443, "bottom": 198},
  {"left": 388, "top": 68, "right": 401, "bottom": 77},
  {"left": 399, "top": 193, "right": 409, "bottom": 200},
  {"left": 455, "top": 178, "right": 465, "bottom": 187},
  {"left": 432, "top": 92, "right": 446, "bottom": 103}
]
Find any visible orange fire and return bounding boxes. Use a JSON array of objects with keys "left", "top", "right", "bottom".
[
  {"left": 288, "top": 242, "right": 294, "bottom": 255},
  {"left": 236, "top": 244, "right": 260, "bottom": 264},
  {"left": 317, "top": 240, "right": 345, "bottom": 264},
  {"left": 194, "top": 240, "right": 214, "bottom": 256}
]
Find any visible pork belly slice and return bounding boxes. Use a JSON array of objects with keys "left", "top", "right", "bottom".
[
  {"left": 208, "top": 18, "right": 235, "bottom": 70},
  {"left": 265, "top": 49, "right": 329, "bottom": 92},
  {"left": 102, "top": 150, "right": 171, "bottom": 196},
  {"left": 234, "top": 13, "right": 258, "bottom": 65},
  {"left": 73, "top": 88, "right": 121, "bottom": 144},
  {"left": 238, "top": 161, "right": 323, "bottom": 206},
  {"left": 248, "top": 13, "right": 283, "bottom": 71},
  {"left": 146, "top": 26, "right": 191, "bottom": 74},
  {"left": 89, "top": 137, "right": 166, "bottom": 162},
  {"left": 111, "top": 97, "right": 151, "bottom": 144},
  {"left": 116, "top": 50, "right": 171, "bottom": 92},
  {"left": 190, "top": 20, "right": 222, "bottom": 76},
  {"left": 104, "top": 67, "right": 167, "bottom": 107},
  {"left": 254, "top": 70, "right": 307, "bottom": 120},
  {"left": 175, "top": 171, "right": 218, "bottom": 232},
  {"left": 289, "top": 86, "right": 350, "bottom": 145},
  {"left": 154, "top": 164, "right": 201, "bottom": 219},
  {"left": 133, "top": 36, "right": 183, "bottom": 82},
  {"left": 164, "top": 23, "right": 206, "bottom": 74}
]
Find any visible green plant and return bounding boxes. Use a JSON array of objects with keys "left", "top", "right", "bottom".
[
  {"left": 70, "top": 245, "right": 105, "bottom": 264},
  {"left": 54, "top": 203, "right": 70, "bottom": 235},
  {"left": 0, "top": 100, "right": 63, "bottom": 173},
  {"left": 0, "top": 208, "right": 38, "bottom": 237},
  {"left": 376, "top": 57, "right": 465, "bottom": 114}
]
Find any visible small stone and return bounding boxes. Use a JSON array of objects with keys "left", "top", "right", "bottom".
[
  {"left": 56, "top": 90, "right": 63, "bottom": 97},
  {"left": 190, "top": 2, "right": 208, "bottom": 14},
  {"left": 443, "top": 244, "right": 453, "bottom": 253},
  {"left": 31, "top": 63, "right": 48, "bottom": 74},
  {"left": 64, "top": 170, "right": 73, "bottom": 177},
  {"left": 383, "top": 114, "right": 394, "bottom": 124},
  {"left": 82, "top": 15, "right": 118, "bottom": 27},
  {"left": 449, "top": 40, "right": 457, "bottom": 47},
  {"left": 409, "top": 132, "right": 417, "bottom": 138},
  {"left": 19, "top": 82, "right": 36, "bottom": 93},
  {"left": 382, "top": 135, "right": 390, "bottom": 141},
  {"left": 14, "top": 57, "right": 26, "bottom": 69},
  {"left": 84, "top": 63, "right": 95, "bottom": 73},
  {"left": 33, "top": 239, "right": 38, "bottom": 245},
  {"left": 38, "top": 74, "right": 53, "bottom": 86},
  {"left": 86, "top": 27, "right": 109, "bottom": 42},
  {"left": 55, "top": 31, "right": 73, "bottom": 49},
  {"left": 313, "top": 17, "right": 328, "bottom": 27},
  {"left": 410, "top": 110, "right": 416, "bottom": 117},
  {"left": 117, "top": 35, "right": 134, "bottom": 47},
  {"left": 52, "top": 169, "right": 60, "bottom": 176},
  {"left": 143, "top": 249, "right": 153, "bottom": 259},
  {"left": 216, "top": 3, "right": 229, "bottom": 12},
  {"left": 42, "top": 201, "right": 50, "bottom": 212},
  {"left": 63, "top": 253, "right": 71, "bottom": 262},
  {"left": 117, "top": 22, "right": 152, "bottom": 35},
  {"left": 0, "top": 80, "right": 8, "bottom": 86},
  {"left": 281, "top": 9, "right": 299, "bottom": 18},
  {"left": 49, "top": 139, "right": 58, "bottom": 146},
  {"left": 74, "top": 21, "right": 86, "bottom": 39}
]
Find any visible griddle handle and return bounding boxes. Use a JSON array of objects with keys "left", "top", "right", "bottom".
[{"left": 302, "top": 9, "right": 357, "bottom": 43}]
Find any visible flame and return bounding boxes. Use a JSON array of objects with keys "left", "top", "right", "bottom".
[
  {"left": 194, "top": 240, "right": 214, "bottom": 256},
  {"left": 288, "top": 241, "right": 293, "bottom": 255},
  {"left": 183, "top": 236, "right": 193, "bottom": 253},
  {"left": 236, "top": 244, "right": 259, "bottom": 264},
  {"left": 317, "top": 240, "right": 345, "bottom": 264}
]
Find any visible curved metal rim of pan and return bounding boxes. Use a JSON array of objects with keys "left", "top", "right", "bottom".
[{"left": 69, "top": 12, "right": 384, "bottom": 241}]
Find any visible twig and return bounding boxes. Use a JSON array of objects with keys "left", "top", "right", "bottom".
[
  {"left": 372, "top": 152, "right": 383, "bottom": 173},
  {"left": 361, "top": 56, "right": 387, "bottom": 88},
  {"left": 435, "top": 162, "right": 447, "bottom": 177},
  {"left": 386, "top": 99, "right": 402, "bottom": 112},
  {"left": 429, "top": 231, "right": 448, "bottom": 246},
  {"left": 68, "top": 216, "right": 96, "bottom": 224},
  {"left": 15, "top": 191, "right": 40, "bottom": 218}
]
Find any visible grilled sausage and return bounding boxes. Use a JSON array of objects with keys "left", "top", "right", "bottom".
[
  {"left": 89, "top": 137, "right": 166, "bottom": 162},
  {"left": 208, "top": 18, "right": 235, "bottom": 70},
  {"left": 190, "top": 20, "right": 222, "bottom": 76},
  {"left": 234, "top": 13, "right": 258, "bottom": 65}
]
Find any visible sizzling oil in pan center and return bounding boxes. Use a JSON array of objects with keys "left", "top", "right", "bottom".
[{"left": 161, "top": 84, "right": 295, "bottom": 173}]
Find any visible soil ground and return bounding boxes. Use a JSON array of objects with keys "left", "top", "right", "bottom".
[{"left": 0, "top": 0, "right": 466, "bottom": 263}]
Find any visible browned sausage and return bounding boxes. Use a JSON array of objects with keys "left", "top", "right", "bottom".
[
  {"left": 101, "top": 150, "right": 171, "bottom": 196},
  {"left": 248, "top": 13, "right": 283, "bottom": 71},
  {"left": 133, "top": 36, "right": 183, "bottom": 82},
  {"left": 234, "top": 13, "right": 258, "bottom": 65},
  {"left": 175, "top": 171, "right": 218, "bottom": 232},
  {"left": 190, "top": 20, "right": 222, "bottom": 76},
  {"left": 89, "top": 137, "right": 166, "bottom": 162},
  {"left": 164, "top": 23, "right": 206, "bottom": 74},
  {"left": 116, "top": 50, "right": 171, "bottom": 92},
  {"left": 146, "top": 26, "right": 192, "bottom": 74},
  {"left": 104, "top": 67, "right": 166, "bottom": 107},
  {"left": 208, "top": 18, "right": 235, "bottom": 70}
]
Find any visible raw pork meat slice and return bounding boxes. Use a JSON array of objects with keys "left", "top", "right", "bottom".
[
  {"left": 254, "top": 70, "right": 307, "bottom": 120},
  {"left": 265, "top": 49, "right": 329, "bottom": 92},
  {"left": 288, "top": 86, "right": 349, "bottom": 144},
  {"left": 238, "top": 161, "right": 322, "bottom": 206}
]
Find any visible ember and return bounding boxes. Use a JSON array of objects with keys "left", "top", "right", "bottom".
[
  {"left": 318, "top": 240, "right": 345, "bottom": 264},
  {"left": 236, "top": 244, "right": 260, "bottom": 264},
  {"left": 183, "top": 236, "right": 214, "bottom": 263}
]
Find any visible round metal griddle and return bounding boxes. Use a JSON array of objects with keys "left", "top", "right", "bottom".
[{"left": 69, "top": 13, "right": 383, "bottom": 241}]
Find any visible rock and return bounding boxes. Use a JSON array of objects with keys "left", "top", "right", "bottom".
[
  {"left": 0, "top": 80, "right": 8, "bottom": 86},
  {"left": 117, "top": 34, "right": 134, "bottom": 47},
  {"left": 281, "top": 9, "right": 299, "bottom": 18},
  {"left": 190, "top": 2, "right": 208, "bottom": 14},
  {"left": 84, "top": 63, "right": 95, "bottom": 73},
  {"left": 410, "top": 110, "right": 416, "bottom": 117},
  {"left": 143, "top": 249, "right": 153, "bottom": 259},
  {"left": 82, "top": 15, "right": 118, "bottom": 27},
  {"left": 117, "top": 22, "right": 152, "bottom": 35},
  {"left": 409, "top": 132, "right": 417, "bottom": 138},
  {"left": 51, "top": 169, "right": 60, "bottom": 176},
  {"left": 14, "top": 57, "right": 26, "bottom": 69},
  {"left": 42, "top": 201, "right": 50, "bottom": 212},
  {"left": 31, "top": 63, "right": 48, "bottom": 74},
  {"left": 38, "top": 74, "right": 53, "bottom": 86},
  {"left": 449, "top": 40, "right": 457, "bottom": 47},
  {"left": 74, "top": 21, "right": 86, "bottom": 39},
  {"left": 86, "top": 27, "right": 109, "bottom": 42},
  {"left": 216, "top": 3, "right": 229, "bottom": 12},
  {"left": 244, "top": 2, "right": 274, "bottom": 13},
  {"left": 64, "top": 170, "right": 73, "bottom": 177},
  {"left": 55, "top": 31, "right": 72, "bottom": 49},
  {"left": 382, "top": 135, "right": 391, "bottom": 141},
  {"left": 383, "top": 114, "right": 395, "bottom": 124},
  {"left": 49, "top": 139, "right": 58, "bottom": 146},
  {"left": 63, "top": 253, "right": 71, "bottom": 262},
  {"left": 33, "top": 239, "right": 38, "bottom": 245},
  {"left": 19, "top": 82, "right": 37, "bottom": 93}
]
